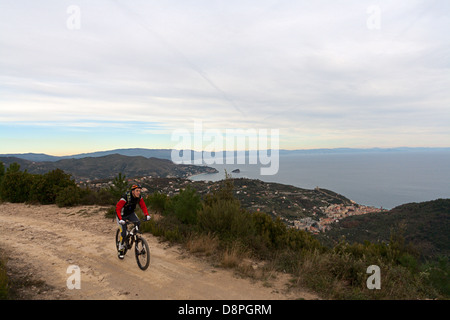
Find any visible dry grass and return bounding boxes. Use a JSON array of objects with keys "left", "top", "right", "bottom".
[
  {"left": 186, "top": 234, "right": 280, "bottom": 285},
  {"left": 186, "top": 232, "right": 219, "bottom": 257},
  {"left": 221, "top": 243, "right": 248, "bottom": 269}
]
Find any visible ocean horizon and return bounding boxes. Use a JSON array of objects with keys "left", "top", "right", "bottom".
[{"left": 190, "top": 149, "right": 450, "bottom": 210}]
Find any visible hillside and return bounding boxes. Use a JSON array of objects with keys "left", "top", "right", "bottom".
[
  {"left": 2, "top": 150, "right": 447, "bottom": 261},
  {"left": 127, "top": 177, "right": 355, "bottom": 216},
  {"left": 318, "top": 198, "right": 450, "bottom": 259},
  {"left": 135, "top": 177, "right": 448, "bottom": 260},
  {"left": 1, "top": 172, "right": 448, "bottom": 299},
  {"left": 130, "top": 177, "right": 380, "bottom": 231},
  {"left": 0, "top": 154, "right": 217, "bottom": 181}
]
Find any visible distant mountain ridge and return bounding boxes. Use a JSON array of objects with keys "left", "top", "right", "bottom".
[
  {"left": 0, "top": 154, "right": 218, "bottom": 181},
  {"left": 2, "top": 147, "right": 449, "bottom": 162},
  {"left": 0, "top": 149, "right": 174, "bottom": 162}
]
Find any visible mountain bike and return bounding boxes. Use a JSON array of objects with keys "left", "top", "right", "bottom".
[{"left": 115, "top": 219, "right": 150, "bottom": 270}]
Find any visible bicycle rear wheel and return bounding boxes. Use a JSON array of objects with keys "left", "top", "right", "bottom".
[{"left": 135, "top": 236, "right": 150, "bottom": 270}]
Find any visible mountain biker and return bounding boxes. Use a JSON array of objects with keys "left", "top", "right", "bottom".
[{"left": 116, "top": 184, "right": 151, "bottom": 259}]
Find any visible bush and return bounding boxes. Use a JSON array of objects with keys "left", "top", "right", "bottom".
[
  {"left": 251, "top": 211, "right": 285, "bottom": 249},
  {"left": 0, "top": 164, "right": 125, "bottom": 208},
  {"left": 249, "top": 211, "right": 323, "bottom": 258},
  {"left": 30, "top": 169, "right": 77, "bottom": 205},
  {"left": 104, "top": 206, "right": 116, "bottom": 219},
  {"left": 0, "top": 164, "right": 79, "bottom": 206},
  {"left": 85, "top": 188, "right": 115, "bottom": 206},
  {"left": 198, "top": 197, "right": 254, "bottom": 241},
  {"left": 144, "top": 215, "right": 192, "bottom": 243},
  {"left": 0, "top": 162, "right": 5, "bottom": 193},
  {"left": 109, "top": 173, "right": 129, "bottom": 201},
  {"left": 423, "top": 256, "right": 450, "bottom": 297},
  {"left": 55, "top": 186, "right": 81, "bottom": 207},
  {"left": 146, "top": 192, "right": 169, "bottom": 214},
  {"left": 0, "top": 250, "right": 9, "bottom": 300},
  {"left": 0, "top": 163, "right": 33, "bottom": 203},
  {"left": 197, "top": 177, "right": 256, "bottom": 242},
  {"left": 166, "top": 186, "right": 201, "bottom": 225}
]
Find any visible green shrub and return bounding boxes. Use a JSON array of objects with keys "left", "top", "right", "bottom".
[
  {"left": 251, "top": 211, "right": 286, "bottom": 250},
  {"left": 198, "top": 197, "right": 254, "bottom": 241},
  {"left": 0, "top": 162, "right": 5, "bottom": 196},
  {"left": 104, "top": 206, "right": 116, "bottom": 219},
  {"left": 109, "top": 173, "right": 129, "bottom": 201},
  {"left": 144, "top": 215, "right": 191, "bottom": 242},
  {"left": 0, "top": 163, "right": 33, "bottom": 203},
  {"left": 423, "top": 256, "right": 450, "bottom": 297},
  {"left": 249, "top": 211, "right": 323, "bottom": 257},
  {"left": 0, "top": 250, "right": 9, "bottom": 300},
  {"left": 55, "top": 185, "right": 81, "bottom": 207},
  {"left": 30, "top": 169, "right": 77, "bottom": 205},
  {"left": 146, "top": 192, "right": 169, "bottom": 214},
  {"left": 166, "top": 186, "right": 201, "bottom": 225},
  {"left": 0, "top": 165, "right": 79, "bottom": 206},
  {"left": 93, "top": 188, "right": 115, "bottom": 206}
]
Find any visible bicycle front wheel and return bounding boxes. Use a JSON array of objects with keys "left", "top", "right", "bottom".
[{"left": 135, "top": 236, "right": 150, "bottom": 270}]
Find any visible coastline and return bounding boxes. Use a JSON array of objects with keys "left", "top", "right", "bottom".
[
  {"left": 186, "top": 172, "right": 210, "bottom": 180},
  {"left": 183, "top": 151, "right": 450, "bottom": 210}
]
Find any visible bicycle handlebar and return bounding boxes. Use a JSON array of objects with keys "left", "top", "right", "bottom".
[{"left": 124, "top": 218, "right": 150, "bottom": 224}]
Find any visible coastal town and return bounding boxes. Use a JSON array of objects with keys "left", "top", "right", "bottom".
[
  {"left": 79, "top": 175, "right": 386, "bottom": 235},
  {"left": 291, "top": 203, "right": 385, "bottom": 234}
]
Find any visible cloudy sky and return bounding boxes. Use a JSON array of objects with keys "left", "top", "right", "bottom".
[{"left": 1, "top": 0, "right": 449, "bottom": 155}]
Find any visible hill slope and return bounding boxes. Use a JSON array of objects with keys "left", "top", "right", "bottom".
[
  {"left": 0, "top": 154, "right": 217, "bottom": 181},
  {"left": 319, "top": 198, "right": 450, "bottom": 259}
]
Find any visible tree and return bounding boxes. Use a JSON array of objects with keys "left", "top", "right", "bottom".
[
  {"left": 6, "top": 162, "right": 20, "bottom": 174},
  {"left": 30, "top": 169, "right": 77, "bottom": 204},
  {"left": 0, "top": 162, "right": 5, "bottom": 182},
  {"left": 55, "top": 185, "right": 81, "bottom": 207},
  {"left": 0, "top": 163, "right": 33, "bottom": 203},
  {"left": 0, "top": 162, "right": 4, "bottom": 200},
  {"left": 109, "top": 173, "right": 129, "bottom": 201},
  {"left": 167, "top": 186, "right": 201, "bottom": 225},
  {"left": 202, "top": 171, "right": 235, "bottom": 207},
  {"left": 198, "top": 175, "right": 256, "bottom": 240},
  {"left": 146, "top": 192, "right": 169, "bottom": 214}
]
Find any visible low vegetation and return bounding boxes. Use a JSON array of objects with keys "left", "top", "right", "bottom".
[
  {"left": 0, "top": 162, "right": 119, "bottom": 208},
  {"left": 0, "top": 249, "right": 9, "bottom": 300},
  {"left": 0, "top": 162, "right": 448, "bottom": 300},
  {"left": 140, "top": 176, "right": 449, "bottom": 299}
]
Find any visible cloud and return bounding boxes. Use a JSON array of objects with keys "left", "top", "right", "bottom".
[{"left": 1, "top": 0, "right": 449, "bottom": 150}]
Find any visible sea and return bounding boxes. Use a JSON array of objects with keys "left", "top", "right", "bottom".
[{"left": 189, "top": 149, "right": 450, "bottom": 210}]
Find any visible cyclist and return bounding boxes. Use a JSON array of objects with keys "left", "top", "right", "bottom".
[{"left": 116, "top": 184, "right": 151, "bottom": 259}]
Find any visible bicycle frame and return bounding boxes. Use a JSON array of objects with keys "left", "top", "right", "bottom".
[{"left": 123, "top": 219, "right": 145, "bottom": 249}]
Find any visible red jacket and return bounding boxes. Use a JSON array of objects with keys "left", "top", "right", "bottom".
[{"left": 116, "top": 191, "right": 149, "bottom": 220}]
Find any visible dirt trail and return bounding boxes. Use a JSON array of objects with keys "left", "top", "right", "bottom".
[{"left": 0, "top": 203, "right": 318, "bottom": 300}]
